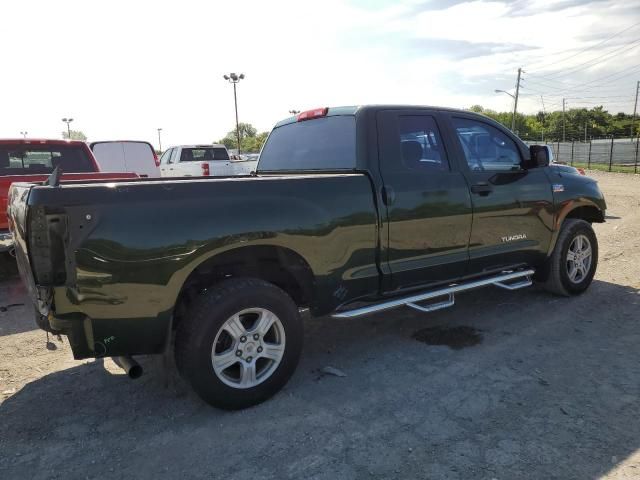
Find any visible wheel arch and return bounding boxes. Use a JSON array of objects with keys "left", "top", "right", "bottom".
[
  {"left": 172, "top": 245, "right": 315, "bottom": 330},
  {"left": 563, "top": 205, "right": 605, "bottom": 224},
  {"left": 542, "top": 200, "right": 602, "bottom": 272}
]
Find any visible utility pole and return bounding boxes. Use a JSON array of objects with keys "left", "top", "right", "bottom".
[
  {"left": 511, "top": 67, "right": 522, "bottom": 131},
  {"left": 631, "top": 80, "right": 639, "bottom": 141},
  {"left": 562, "top": 99, "right": 566, "bottom": 143},
  {"left": 157, "top": 128, "right": 163, "bottom": 152}
]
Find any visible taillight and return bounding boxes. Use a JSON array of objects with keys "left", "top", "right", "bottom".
[
  {"left": 297, "top": 107, "right": 328, "bottom": 122},
  {"left": 153, "top": 151, "right": 160, "bottom": 167},
  {"left": 201, "top": 163, "right": 210, "bottom": 176}
]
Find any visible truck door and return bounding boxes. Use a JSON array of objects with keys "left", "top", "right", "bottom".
[
  {"left": 443, "top": 113, "right": 554, "bottom": 273},
  {"left": 377, "top": 110, "right": 473, "bottom": 292},
  {"left": 159, "top": 148, "right": 175, "bottom": 176}
]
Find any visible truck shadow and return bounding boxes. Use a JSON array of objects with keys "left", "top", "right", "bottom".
[
  {"left": 0, "top": 252, "right": 18, "bottom": 279},
  {"left": 1, "top": 279, "right": 639, "bottom": 479},
  {"left": 0, "top": 274, "right": 28, "bottom": 336}
]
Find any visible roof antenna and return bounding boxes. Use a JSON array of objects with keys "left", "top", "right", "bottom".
[{"left": 43, "top": 166, "right": 62, "bottom": 187}]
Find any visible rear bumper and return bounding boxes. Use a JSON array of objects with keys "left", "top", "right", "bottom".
[
  {"left": 46, "top": 306, "right": 172, "bottom": 360},
  {"left": 0, "top": 229, "right": 13, "bottom": 252}
]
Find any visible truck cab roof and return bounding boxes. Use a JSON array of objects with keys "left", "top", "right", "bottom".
[{"left": 261, "top": 105, "right": 528, "bottom": 173}]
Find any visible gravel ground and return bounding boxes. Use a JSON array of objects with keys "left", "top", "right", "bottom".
[{"left": 1, "top": 170, "right": 639, "bottom": 480}]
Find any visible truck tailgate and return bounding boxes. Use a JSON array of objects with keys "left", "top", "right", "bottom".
[
  {"left": 6, "top": 183, "right": 43, "bottom": 311},
  {"left": 1, "top": 172, "right": 138, "bottom": 237}
]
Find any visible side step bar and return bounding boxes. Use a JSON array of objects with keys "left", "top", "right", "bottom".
[{"left": 332, "top": 269, "right": 534, "bottom": 319}]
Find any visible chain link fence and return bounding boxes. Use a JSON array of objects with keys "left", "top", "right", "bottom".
[{"left": 536, "top": 137, "right": 640, "bottom": 173}]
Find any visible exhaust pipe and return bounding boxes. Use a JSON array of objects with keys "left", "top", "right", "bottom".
[{"left": 113, "top": 356, "right": 143, "bottom": 379}]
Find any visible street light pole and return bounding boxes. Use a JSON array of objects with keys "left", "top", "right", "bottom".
[
  {"left": 233, "top": 82, "right": 240, "bottom": 154},
  {"left": 61, "top": 117, "right": 74, "bottom": 138},
  {"left": 157, "top": 128, "right": 163, "bottom": 152},
  {"left": 20, "top": 131, "right": 28, "bottom": 139},
  {"left": 223, "top": 72, "right": 245, "bottom": 155},
  {"left": 289, "top": 110, "right": 300, "bottom": 115},
  {"left": 494, "top": 68, "right": 522, "bottom": 132},
  {"left": 494, "top": 89, "right": 515, "bottom": 129}
]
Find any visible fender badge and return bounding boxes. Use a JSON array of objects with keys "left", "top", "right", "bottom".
[{"left": 553, "top": 184, "right": 564, "bottom": 193}]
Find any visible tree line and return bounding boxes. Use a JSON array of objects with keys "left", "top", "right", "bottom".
[
  {"left": 216, "top": 123, "right": 269, "bottom": 153},
  {"left": 469, "top": 105, "right": 639, "bottom": 142}
]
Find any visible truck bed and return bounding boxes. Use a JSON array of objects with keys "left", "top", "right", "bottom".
[
  {"left": 9, "top": 172, "right": 380, "bottom": 358},
  {"left": 1, "top": 172, "right": 139, "bottom": 251}
]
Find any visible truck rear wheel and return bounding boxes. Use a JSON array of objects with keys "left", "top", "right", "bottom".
[
  {"left": 543, "top": 219, "right": 598, "bottom": 296},
  {"left": 175, "top": 278, "right": 303, "bottom": 410}
]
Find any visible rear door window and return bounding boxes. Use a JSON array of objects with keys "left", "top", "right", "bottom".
[
  {"left": 0, "top": 144, "right": 94, "bottom": 175},
  {"left": 397, "top": 116, "right": 449, "bottom": 171},
  {"left": 258, "top": 116, "right": 356, "bottom": 171}
]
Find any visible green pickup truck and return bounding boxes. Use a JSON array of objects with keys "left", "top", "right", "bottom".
[{"left": 7, "top": 106, "right": 606, "bottom": 409}]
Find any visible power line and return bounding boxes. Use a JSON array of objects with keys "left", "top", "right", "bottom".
[
  {"left": 525, "top": 21, "right": 640, "bottom": 71},
  {"left": 530, "top": 38, "right": 640, "bottom": 80},
  {"left": 523, "top": 70, "right": 639, "bottom": 91},
  {"left": 521, "top": 65, "right": 640, "bottom": 97},
  {"left": 526, "top": 62, "right": 640, "bottom": 87},
  {"left": 520, "top": 91, "right": 635, "bottom": 100}
]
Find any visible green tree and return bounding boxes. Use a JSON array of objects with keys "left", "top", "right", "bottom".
[
  {"left": 467, "top": 105, "right": 637, "bottom": 141},
  {"left": 217, "top": 123, "right": 269, "bottom": 153},
  {"left": 62, "top": 130, "right": 87, "bottom": 141}
]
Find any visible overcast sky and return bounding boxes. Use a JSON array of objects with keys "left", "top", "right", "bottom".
[{"left": 1, "top": 0, "right": 638, "bottom": 147}]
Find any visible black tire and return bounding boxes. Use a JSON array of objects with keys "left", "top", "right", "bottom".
[
  {"left": 543, "top": 219, "right": 598, "bottom": 296},
  {"left": 175, "top": 277, "right": 303, "bottom": 410}
]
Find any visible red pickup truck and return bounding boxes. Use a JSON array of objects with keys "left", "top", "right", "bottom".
[{"left": 1, "top": 139, "right": 138, "bottom": 252}]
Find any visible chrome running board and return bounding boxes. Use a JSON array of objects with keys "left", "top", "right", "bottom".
[{"left": 332, "top": 269, "right": 534, "bottom": 319}]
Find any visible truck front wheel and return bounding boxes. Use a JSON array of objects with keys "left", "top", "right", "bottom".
[
  {"left": 175, "top": 278, "right": 303, "bottom": 410},
  {"left": 543, "top": 219, "right": 598, "bottom": 296}
]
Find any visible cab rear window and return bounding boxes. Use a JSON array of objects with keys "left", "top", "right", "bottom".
[
  {"left": 0, "top": 144, "right": 94, "bottom": 175},
  {"left": 180, "top": 147, "right": 230, "bottom": 162},
  {"left": 258, "top": 116, "right": 356, "bottom": 171}
]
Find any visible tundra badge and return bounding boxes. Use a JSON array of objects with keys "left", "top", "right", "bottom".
[{"left": 501, "top": 233, "right": 527, "bottom": 243}]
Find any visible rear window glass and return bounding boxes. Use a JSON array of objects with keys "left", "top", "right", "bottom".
[
  {"left": 0, "top": 144, "right": 94, "bottom": 175},
  {"left": 180, "top": 147, "right": 230, "bottom": 162},
  {"left": 258, "top": 116, "right": 356, "bottom": 171}
]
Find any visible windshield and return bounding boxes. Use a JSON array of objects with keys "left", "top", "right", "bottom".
[
  {"left": 258, "top": 116, "right": 356, "bottom": 171},
  {"left": 179, "top": 147, "right": 230, "bottom": 162},
  {"left": 0, "top": 144, "right": 94, "bottom": 175}
]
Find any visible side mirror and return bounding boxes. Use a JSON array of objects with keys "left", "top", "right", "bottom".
[{"left": 528, "top": 145, "right": 552, "bottom": 168}]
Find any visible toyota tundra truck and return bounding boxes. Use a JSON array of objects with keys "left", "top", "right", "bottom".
[{"left": 7, "top": 106, "right": 606, "bottom": 409}]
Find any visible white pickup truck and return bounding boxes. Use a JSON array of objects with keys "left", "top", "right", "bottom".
[{"left": 159, "top": 144, "right": 257, "bottom": 177}]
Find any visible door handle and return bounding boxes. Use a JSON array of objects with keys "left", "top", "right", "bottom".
[
  {"left": 470, "top": 183, "right": 492, "bottom": 196},
  {"left": 382, "top": 186, "right": 396, "bottom": 206}
]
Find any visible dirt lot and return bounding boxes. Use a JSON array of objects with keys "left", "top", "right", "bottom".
[{"left": 1, "top": 170, "right": 639, "bottom": 480}]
